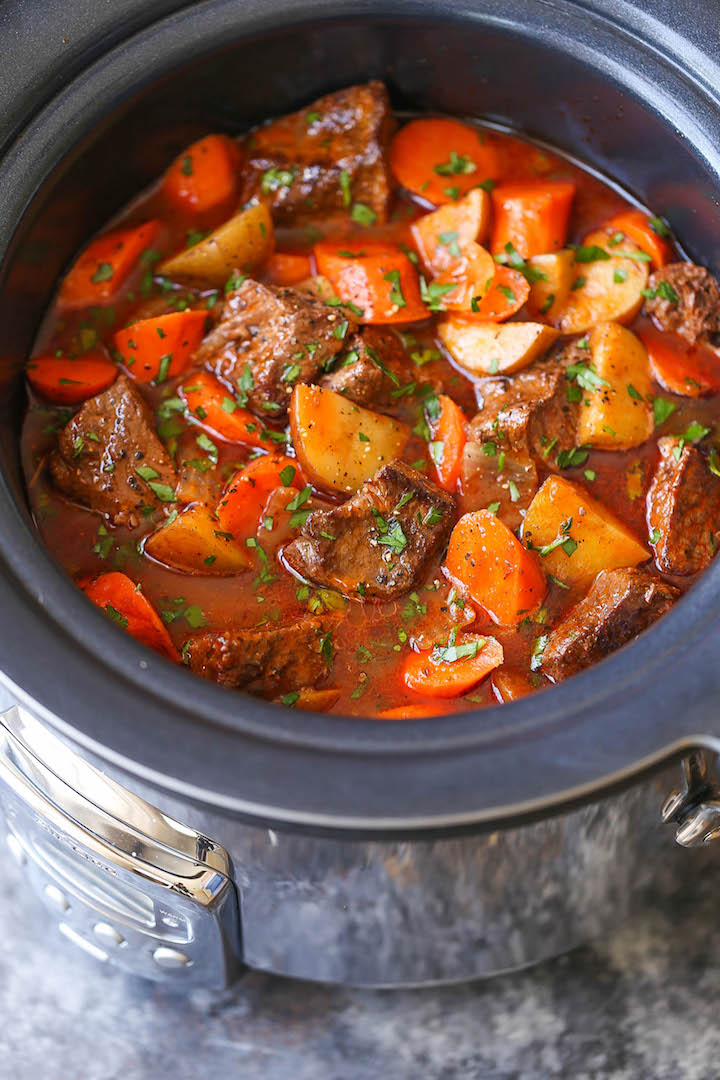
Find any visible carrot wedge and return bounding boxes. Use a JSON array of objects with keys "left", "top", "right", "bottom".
[
  {"left": 378, "top": 703, "right": 442, "bottom": 720},
  {"left": 83, "top": 572, "right": 178, "bottom": 660},
  {"left": 411, "top": 189, "right": 491, "bottom": 274},
  {"left": 430, "top": 394, "right": 467, "bottom": 492},
  {"left": 59, "top": 220, "right": 160, "bottom": 310},
  {"left": 216, "top": 455, "right": 304, "bottom": 537},
  {"left": 445, "top": 510, "right": 546, "bottom": 625},
  {"left": 163, "top": 134, "right": 241, "bottom": 216},
  {"left": 114, "top": 309, "right": 208, "bottom": 384},
  {"left": 264, "top": 252, "right": 313, "bottom": 286},
  {"left": 470, "top": 265, "right": 530, "bottom": 321},
  {"left": 181, "top": 371, "right": 271, "bottom": 448},
  {"left": 430, "top": 241, "right": 497, "bottom": 314},
  {"left": 390, "top": 118, "right": 500, "bottom": 205},
  {"left": 403, "top": 633, "right": 504, "bottom": 698},
  {"left": 314, "top": 241, "right": 427, "bottom": 323},
  {"left": 490, "top": 180, "right": 575, "bottom": 258},
  {"left": 604, "top": 210, "right": 672, "bottom": 269},
  {"left": 26, "top": 349, "right": 118, "bottom": 404},
  {"left": 638, "top": 325, "right": 720, "bottom": 397}
]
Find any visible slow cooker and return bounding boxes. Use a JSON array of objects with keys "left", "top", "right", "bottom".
[{"left": 1, "top": 0, "right": 720, "bottom": 988}]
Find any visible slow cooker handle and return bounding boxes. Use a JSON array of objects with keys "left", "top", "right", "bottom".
[
  {"left": 0, "top": 704, "right": 243, "bottom": 986},
  {"left": 662, "top": 750, "right": 720, "bottom": 846}
]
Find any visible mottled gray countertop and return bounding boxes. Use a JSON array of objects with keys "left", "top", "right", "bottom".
[{"left": 0, "top": 837, "right": 719, "bottom": 1079}]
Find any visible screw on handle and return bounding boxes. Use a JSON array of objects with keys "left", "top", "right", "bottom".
[{"left": 661, "top": 750, "right": 720, "bottom": 846}]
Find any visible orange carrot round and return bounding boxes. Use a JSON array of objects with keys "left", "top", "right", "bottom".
[
  {"left": 163, "top": 134, "right": 241, "bottom": 216},
  {"left": 403, "top": 634, "right": 504, "bottom": 698},
  {"left": 430, "top": 394, "right": 467, "bottom": 492},
  {"left": 604, "top": 210, "right": 672, "bottom": 269},
  {"left": 83, "top": 572, "right": 178, "bottom": 660},
  {"left": 264, "top": 251, "right": 313, "bottom": 286},
  {"left": 181, "top": 370, "right": 273, "bottom": 448},
  {"left": 314, "top": 241, "right": 428, "bottom": 323},
  {"left": 639, "top": 326, "right": 720, "bottom": 396},
  {"left": 216, "top": 455, "right": 303, "bottom": 537},
  {"left": 26, "top": 349, "right": 118, "bottom": 404},
  {"left": 467, "top": 265, "right": 530, "bottom": 321},
  {"left": 444, "top": 509, "right": 546, "bottom": 625},
  {"left": 114, "top": 309, "right": 208, "bottom": 383},
  {"left": 490, "top": 180, "right": 575, "bottom": 258},
  {"left": 390, "top": 118, "right": 500, "bottom": 205},
  {"left": 377, "top": 703, "right": 441, "bottom": 720},
  {"left": 430, "top": 241, "right": 497, "bottom": 314},
  {"left": 59, "top": 220, "right": 160, "bottom": 310}
]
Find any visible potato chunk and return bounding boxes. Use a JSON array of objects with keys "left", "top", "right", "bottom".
[
  {"left": 144, "top": 504, "right": 252, "bottom": 575},
  {"left": 552, "top": 231, "right": 649, "bottom": 334},
  {"left": 438, "top": 317, "right": 559, "bottom": 375},
  {"left": 522, "top": 475, "right": 649, "bottom": 586},
  {"left": 527, "top": 249, "right": 575, "bottom": 320},
  {"left": 576, "top": 322, "right": 653, "bottom": 450},
  {"left": 289, "top": 384, "right": 411, "bottom": 493},
  {"left": 159, "top": 203, "right": 274, "bottom": 286}
]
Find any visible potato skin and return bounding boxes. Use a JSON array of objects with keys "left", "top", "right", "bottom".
[
  {"left": 552, "top": 230, "right": 649, "bottom": 334},
  {"left": 144, "top": 504, "right": 252, "bottom": 575},
  {"left": 159, "top": 203, "right": 274, "bottom": 287},
  {"left": 438, "top": 317, "right": 559, "bottom": 375},
  {"left": 576, "top": 322, "right": 653, "bottom": 450}
]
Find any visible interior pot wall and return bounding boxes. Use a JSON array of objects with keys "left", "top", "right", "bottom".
[{"left": 1, "top": 2, "right": 720, "bottom": 828}]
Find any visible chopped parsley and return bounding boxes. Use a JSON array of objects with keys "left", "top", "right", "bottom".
[
  {"left": 433, "top": 151, "right": 476, "bottom": 176},
  {"left": 350, "top": 203, "right": 377, "bottom": 226},
  {"left": 261, "top": 166, "right": 297, "bottom": 193}
]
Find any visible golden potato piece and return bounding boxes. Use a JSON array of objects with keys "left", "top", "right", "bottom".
[
  {"left": 522, "top": 475, "right": 649, "bottom": 587},
  {"left": 576, "top": 322, "right": 653, "bottom": 450},
  {"left": 289, "top": 384, "right": 410, "bottom": 494},
  {"left": 437, "top": 317, "right": 559, "bottom": 375},
  {"left": 159, "top": 203, "right": 274, "bottom": 287},
  {"left": 527, "top": 249, "right": 575, "bottom": 320},
  {"left": 552, "top": 231, "right": 649, "bottom": 334},
  {"left": 144, "top": 504, "right": 252, "bottom": 575}
]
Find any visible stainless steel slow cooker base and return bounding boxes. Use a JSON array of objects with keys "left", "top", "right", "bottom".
[{"left": 0, "top": 701, "right": 713, "bottom": 988}]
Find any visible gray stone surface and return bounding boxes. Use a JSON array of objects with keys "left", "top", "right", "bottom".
[{"left": 0, "top": 841, "right": 719, "bottom": 1078}]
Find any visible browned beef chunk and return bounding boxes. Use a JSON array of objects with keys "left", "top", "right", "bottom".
[
  {"left": 240, "top": 82, "right": 393, "bottom": 225},
  {"left": 644, "top": 262, "right": 720, "bottom": 344},
  {"left": 646, "top": 436, "right": 720, "bottom": 574},
  {"left": 185, "top": 615, "right": 335, "bottom": 695},
  {"left": 461, "top": 341, "right": 582, "bottom": 528},
  {"left": 320, "top": 326, "right": 414, "bottom": 406},
  {"left": 194, "top": 279, "right": 356, "bottom": 415},
  {"left": 283, "top": 460, "right": 455, "bottom": 600},
  {"left": 49, "top": 374, "right": 176, "bottom": 527},
  {"left": 543, "top": 567, "right": 679, "bottom": 681}
]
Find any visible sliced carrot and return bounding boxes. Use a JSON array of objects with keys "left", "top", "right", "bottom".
[
  {"left": 490, "top": 180, "right": 575, "bottom": 258},
  {"left": 403, "top": 633, "right": 504, "bottom": 698},
  {"left": 638, "top": 325, "right": 720, "bottom": 397},
  {"left": 445, "top": 509, "right": 546, "bottom": 625},
  {"left": 26, "top": 349, "right": 118, "bottom": 404},
  {"left": 390, "top": 118, "right": 500, "bottom": 205},
  {"left": 430, "top": 394, "right": 467, "bottom": 492},
  {"left": 264, "top": 251, "right": 313, "bottom": 286},
  {"left": 114, "top": 309, "right": 208, "bottom": 383},
  {"left": 83, "top": 572, "right": 178, "bottom": 661},
  {"left": 378, "top": 703, "right": 441, "bottom": 720},
  {"left": 59, "top": 220, "right": 160, "bottom": 310},
  {"left": 492, "top": 667, "right": 534, "bottom": 703},
  {"left": 430, "top": 241, "right": 497, "bottom": 314},
  {"left": 216, "top": 456, "right": 303, "bottom": 537},
  {"left": 411, "top": 189, "right": 491, "bottom": 274},
  {"left": 181, "top": 371, "right": 271, "bottom": 448},
  {"left": 468, "top": 265, "right": 530, "bottom": 322},
  {"left": 163, "top": 134, "right": 241, "bottom": 216},
  {"left": 604, "top": 210, "right": 672, "bottom": 269},
  {"left": 314, "top": 241, "right": 427, "bottom": 323}
]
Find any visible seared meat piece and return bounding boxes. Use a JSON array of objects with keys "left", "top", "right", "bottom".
[
  {"left": 543, "top": 567, "right": 679, "bottom": 681},
  {"left": 240, "top": 82, "right": 394, "bottom": 225},
  {"left": 283, "top": 460, "right": 455, "bottom": 600},
  {"left": 194, "top": 279, "right": 356, "bottom": 415},
  {"left": 185, "top": 615, "right": 335, "bottom": 695},
  {"left": 644, "top": 262, "right": 720, "bottom": 344},
  {"left": 49, "top": 374, "right": 176, "bottom": 527},
  {"left": 320, "top": 326, "right": 414, "bottom": 406},
  {"left": 461, "top": 340, "right": 582, "bottom": 528},
  {"left": 646, "top": 436, "right": 720, "bottom": 575}
]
